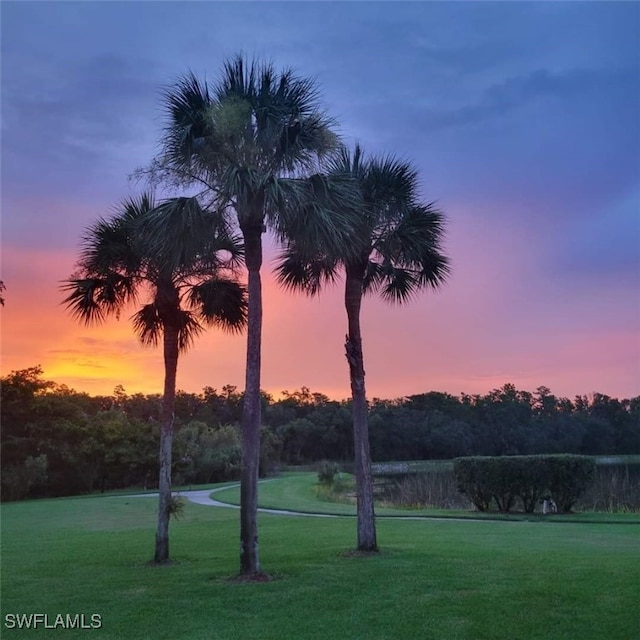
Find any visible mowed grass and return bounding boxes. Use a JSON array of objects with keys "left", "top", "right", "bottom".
[{"left": 1, "top": 485, "right": 639, "bottom": 640}]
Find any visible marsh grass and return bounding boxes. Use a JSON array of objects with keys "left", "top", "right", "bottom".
[
  {"left": 376, "top": 469, "right": 470, "bottom": 510},
  {"left": 580, "top": 465, "right": 640, "bottom": 512}
]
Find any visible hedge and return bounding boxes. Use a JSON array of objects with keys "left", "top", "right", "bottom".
[{"left": 453, "top": 454, "right": 595, "bottom": 513}]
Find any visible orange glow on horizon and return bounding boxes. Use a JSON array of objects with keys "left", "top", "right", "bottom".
[{"left": 1, "top": 236, "right": 638, "bottom": 401}]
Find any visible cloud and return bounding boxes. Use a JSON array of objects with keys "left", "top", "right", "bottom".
[
  {"left": 1, "top": 52, "right": 160, "bottom": 196},
  {"left": 412, "top": 66, "right": 638, "bottom": 132},
  {"left": 548, "top": 185, "right": 640, "bottom": 283}
]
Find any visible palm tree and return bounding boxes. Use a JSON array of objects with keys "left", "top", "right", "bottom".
[
  {"left": 62, "top": 193, "right": 247, "bottom": 564},
  {"left": 277, "top": 144, "right": 450, "bottom": 551},
  {"left": 145, "top": 55, "right": 356, "bottom": 576}
]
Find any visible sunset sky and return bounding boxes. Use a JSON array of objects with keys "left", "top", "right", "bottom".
[{"left": 1, "top": 1, "right": 639, "bottom": 401}]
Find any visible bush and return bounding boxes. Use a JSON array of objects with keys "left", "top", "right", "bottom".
[
  {"left": 317, "top": 460, "right": 340, "bottom": 486},
  {"left": 511, "top": 457, "right": 548, "bottom": 513},
  {"left": 453, "top": 455, "right": 595, "bottom": 513},
  {"left": 452, "top": 457, "right": 494, "bottom": 511},
  {"left": 546, "top": 455, "right": 595, "bottom": 512}
]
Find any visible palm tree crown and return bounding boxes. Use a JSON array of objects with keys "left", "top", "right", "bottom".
[
  {"left": 277, "top": 143, "right": 450, "bottom": 300},
  {"left": 144, "top": 55, "right": 357, "bottom": 254},
  {"left": 62, "top": 193, "right": 247, "bottom": 346}
]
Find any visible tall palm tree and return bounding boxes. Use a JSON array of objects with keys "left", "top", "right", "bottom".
[
  {"left": 62, "top": 193, "right": 247, "bottom": 564},
  {"left": 145, "top": 55, "right": 356, "bottom": 576},
  {"left": 277, "top": 144, "right": 450, "bottom": 551}
]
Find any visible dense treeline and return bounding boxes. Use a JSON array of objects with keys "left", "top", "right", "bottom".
[{"left": 1, "top": 367, "right": 638, "bottom": 500}]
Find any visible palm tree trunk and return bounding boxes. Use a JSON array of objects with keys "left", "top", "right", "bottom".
[
  {"left": 154, "top": 324, "right": 179, "bottom": 564},
  {"left": 344, "top": 264, "right": 377, "bottom": 552},
  {"left": 239, "top": 223, "right": 263, "bottom": 576}
]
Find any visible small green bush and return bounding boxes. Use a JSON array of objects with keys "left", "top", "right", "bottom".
[{"left": 317, "top": 461, "right": 340, "bottom": 486}]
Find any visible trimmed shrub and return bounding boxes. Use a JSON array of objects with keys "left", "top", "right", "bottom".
[
  {"left": 453, "top": 457, "right": 494, "bottom": 511},
  {"left": 511, "top": 456, "right": 548, "bottom": 513},
  {"left": 453, "top": 454, "right": 595, "bottom": 513},
  {"left": 546, "top": 455, "right": 595, "bottom": 512},
  {"left": 485, "top": 458, "right": 519, "bottom": 513}
]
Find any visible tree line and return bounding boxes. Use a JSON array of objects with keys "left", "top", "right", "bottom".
[{"left": 2, "top": 367, "right": 637, "bottom": 501}]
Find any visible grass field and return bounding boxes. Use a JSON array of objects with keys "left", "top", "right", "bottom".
[{"left": 1, "top": 478, "right": 639, "bottom": 640}]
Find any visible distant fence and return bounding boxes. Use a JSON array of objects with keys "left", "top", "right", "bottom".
[
  {"left": 372, "top": 460, "right": 453, "bottom": 475},
  {"left": 594, "top": 455, "right": 640, "bottom": 466}
]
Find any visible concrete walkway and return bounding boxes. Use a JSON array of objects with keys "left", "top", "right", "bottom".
[{"left": 129, "top": 483, "right": 340, "bottom": 518}]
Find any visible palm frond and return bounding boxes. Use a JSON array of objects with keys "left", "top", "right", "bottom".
[
  {"left": 364, "top": 205, "right": 450, "bottom": 301},
  {"left": 363, "top": 154, "right": 419, "bottom": 221},
  {"left": 273, "top": 142, "right": 450, "bottom": 305},
  {"left": 271, "top": 172, "right": 362, "bottom": 259},
  {"left": 176, "top": 309, "right": 205, "bottom": 351},
  {"left": 131, "top": 303, "right": 204, "bottom": 352},
  {"left": 326, "top": 143, "right": 366, "bottom": 180},
  {"left": 215, "top": 55, "right": 340, "bottom": 174},
  {"left": 61, "top": 274, "right": 136, "bottom": 325},
  {"left": 378, "top": 265, "right": 420, "bottom": 304},
  {"left": 119, "top": 192, "right": 156, "bottom": 223},
  {"left": 414, "top": 252, "right": 451, "bottom": 291},
  {"left": 136, "top": 196, "right": 235, "bottom": 273},
  {"left": 61, "top": 278, "right": 108, "bottom": 325},
  {"left": 78, "top": 193, "right": 158, "bottom": 277},
  {"left": 187, "top": 278, "right": 248, "bottom": 333},
  {"left": 376, "top": 204, "right": 450, "bottom": 278},
  {"left": 274, "top": 248, "right": 340, "bottom": 296},
  {"left": 78, "top": 217, "right": 133, "bottom": 275},
  {"left": 161, "top": 72, "right": 214, "bottom": 176},
  {"left": 131, "top": 303, "right": 164, "bottom": 347}
]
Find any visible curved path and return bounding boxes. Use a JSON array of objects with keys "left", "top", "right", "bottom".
[
  {"left": 180, "top": 484, "right": 339, "bottom": 518},
  {"left": 129, "top": 482, "right": 339, "bottom": 518}
]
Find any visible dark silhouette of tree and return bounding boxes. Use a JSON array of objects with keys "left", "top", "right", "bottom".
[
  {"left": 277, "top": 144, "right": 449, "bottom": 551},
  {"left": 62, "top": 193, "right": 247, "bottom": 563}
]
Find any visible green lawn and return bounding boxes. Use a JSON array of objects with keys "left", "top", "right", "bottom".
[{"left": 1, "top": 482, "right": 639, "bottom": 639}]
